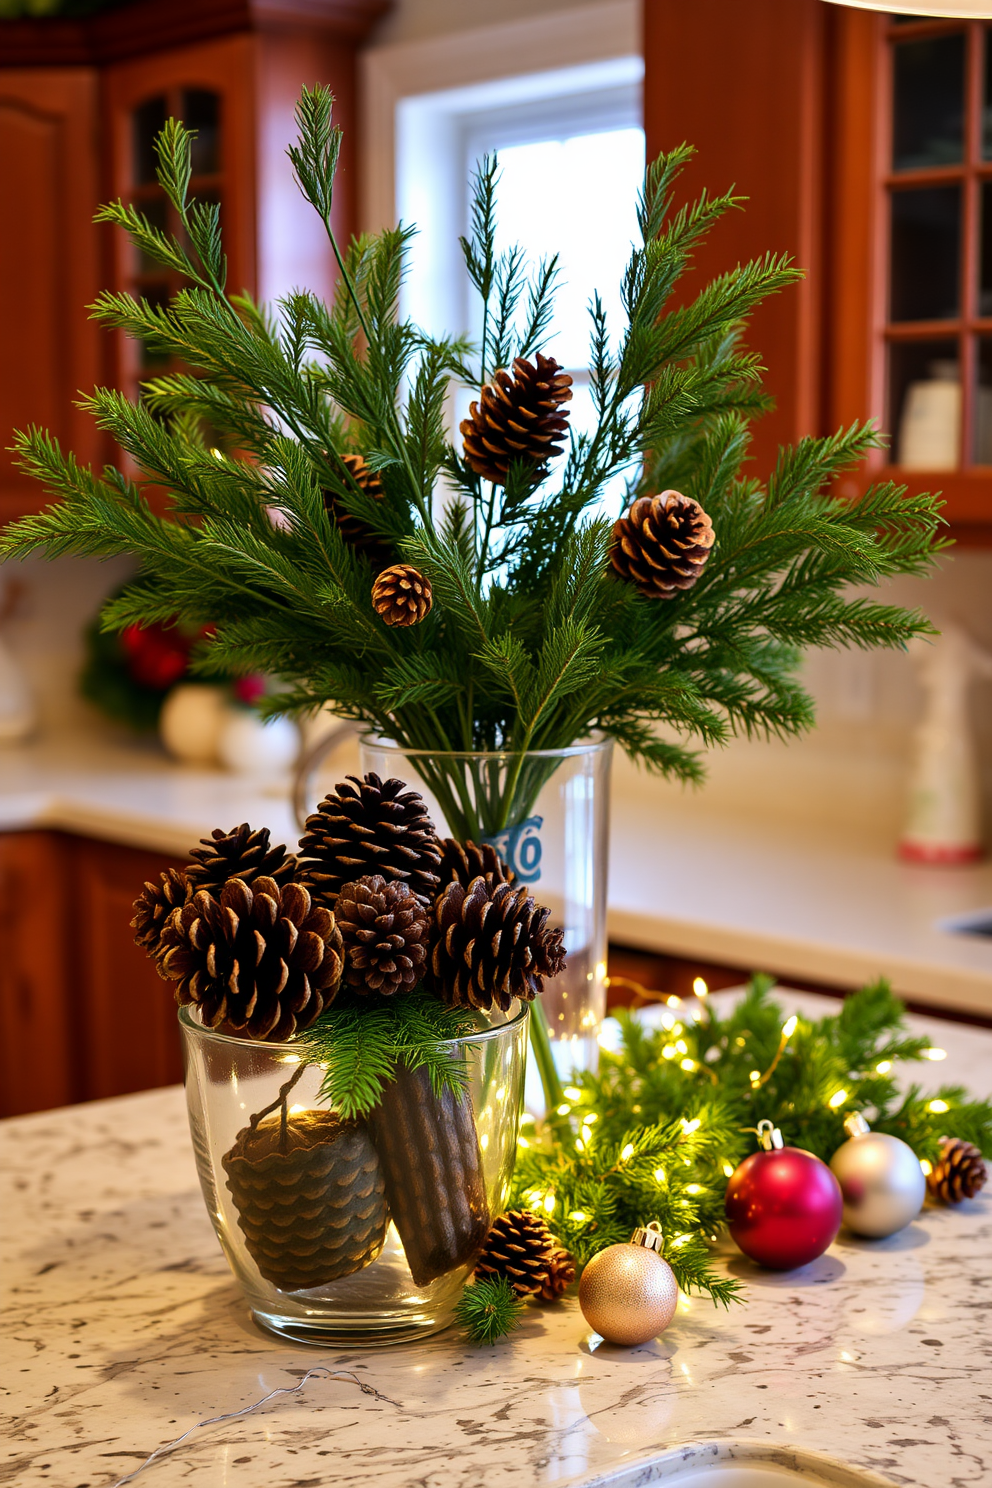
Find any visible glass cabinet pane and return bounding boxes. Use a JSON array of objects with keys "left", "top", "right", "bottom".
[
  {"left": 183, "top": 90, "right": 221, "bottom": 176},
  {"left": 983, "top": 30, "right": 992, "bottom": 158},
  {"left": 133, "top": 96, "right": 167, "bottom": 185},
  {"left": 889, "top": 339, "right": 960, "bottom": 468},
  {"left": 974, "top": 340, "right": 992, "bottom": 462},
  {"left": 890, "top": 186, "right": 961, "bottom": 321},
  {"left": 892, "top": 34, "right": 965, "bottom": 171}
]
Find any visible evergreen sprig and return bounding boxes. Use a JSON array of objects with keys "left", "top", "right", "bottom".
[
  {"left": 293, "top": 988, "right": 479, "bottom": 1120},
  {"left": 0, "top": 86, "right": 947, "bottom": 841},
  {"left": 454, "top": 1275, "right": 525, "bottom": 1345}
]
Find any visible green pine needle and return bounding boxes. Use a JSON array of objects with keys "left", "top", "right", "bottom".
[{"left": 454, "top": 1276, "right": 526, "bottom": 1345}]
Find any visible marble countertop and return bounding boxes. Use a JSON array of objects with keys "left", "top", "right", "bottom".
[
  {"left": 3, "top": 991, "right": 990, "bottom": 1488},
  {"left": 2, "top": 734, "right": 992, "bottom": 1016}
]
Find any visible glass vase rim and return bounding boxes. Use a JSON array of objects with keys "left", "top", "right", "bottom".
[
  {"left": 360, "top": 733, "right": 613, "bottom": 763},
  {"left": 178, "top": 999, "right": 530, "bottom": 1049}
]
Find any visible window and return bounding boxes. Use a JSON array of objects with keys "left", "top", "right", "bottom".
[{"left": 883, "top": 17, "right": 992, "bottom": 470}]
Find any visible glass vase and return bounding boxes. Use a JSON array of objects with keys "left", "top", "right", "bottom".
[
  {"left": 180, "top": 1001, "right": 528, "bottom": 1346},
  {"left": 358, "top": 737, "right": 613, "bottom": 1078}
]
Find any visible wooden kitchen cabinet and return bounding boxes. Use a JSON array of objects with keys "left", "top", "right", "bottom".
[
  {"left": 0, "top": 830, "right": 185, "bottom": 1118},
  {"left": 643, "top": 0, "right": 992, "bottom": 537},
  {"left": 0, "top": 0, "right": 389, "bottom": 515}
]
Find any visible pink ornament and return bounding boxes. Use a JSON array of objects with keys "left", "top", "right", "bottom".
[{"left": 725, "top": 1120, "right": 842, "bottom": 1270}]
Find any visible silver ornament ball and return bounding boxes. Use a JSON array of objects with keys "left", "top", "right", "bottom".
[
  {"left": 578, "top": 1224, "right": 679, "bottom": 1346},
  {"left": 829, "top": 1118, "right": 926, "bottom": 1238}
]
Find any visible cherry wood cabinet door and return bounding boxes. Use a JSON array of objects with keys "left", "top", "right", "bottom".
[
  {"left": 0, "top": 69, "right": 103, "bottom": 524},
  {"left": 0, "top": 832, "right": 76, "bottom": 1116},
  {"left": 67, "top": 834, "right": 186, "bottom": 1103}
]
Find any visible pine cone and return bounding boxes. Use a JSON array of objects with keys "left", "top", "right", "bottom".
[
  {"left": 438, "top": 838, "right": 515, "bottom": 890},
  {"left": 186, "top": 823, "right": 296, "bottom": 893},
  {"left": 335, "top": 875, "right": 430, "bottom": 996},
  {"left": 323, "top": 452, "right": 393, "bottom": 570},
  {"left": 460, "top": 354, "right": 573, "bottom": 485},
  {"left": 474, "top": 1209, "right": 574, "bottom": 1301},
  {"left": 927, "top": 1136, "right": 987, "bottom": 1204},
  {"left": 132, "top": 867, "right": 190, "bottom": 961},
  {"left": 371, "top": 564, "right": 432, "bottom": 627},
  {"left": 223, "top": 1107, "right": 388, "bottom": 1291},
  {"left": 298, "top": 772, "right": 441, "bottom": 911},
  {"left": 159, "top": 876, "right": 344, "bottom": 1041},
  {"left": 429, "top": 877, "right": 566, "bottom": 1013},
  {"left": 610, "top": 489, "right": 715, "bottom": 599}
]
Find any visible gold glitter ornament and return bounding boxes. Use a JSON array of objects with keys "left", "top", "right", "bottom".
[{"left": 578, "top": 1222, "right": 679, "bottom": 1346}]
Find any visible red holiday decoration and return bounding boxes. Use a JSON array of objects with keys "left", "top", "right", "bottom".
[
  {"left": 724, "top": 1120, "right": 843, "bottom": 1270},
  {"left": 120, "top": 622, "right": 193, "bottom": 691}
]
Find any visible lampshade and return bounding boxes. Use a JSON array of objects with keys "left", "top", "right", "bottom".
[{"left": 821, "top": 1, "right": 992, "bottom": 13}]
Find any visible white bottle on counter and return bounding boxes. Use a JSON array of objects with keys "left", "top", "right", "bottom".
[{"left": 900, "top": 621, "right": 992, "bottom": 864}]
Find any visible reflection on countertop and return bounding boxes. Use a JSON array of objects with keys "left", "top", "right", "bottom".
[{"left": 3, "top": 991, "right": 990, "bottom": 1488}]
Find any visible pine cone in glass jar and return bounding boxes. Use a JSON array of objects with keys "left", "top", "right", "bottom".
[
  {"left": 298, "top": 772, "right": 441, "bottom": 911},
  {"left": 371, "top": 564, "right": 432, "bottom": 627},
  {"left": 159, "top": 876, "right": 344, "bottom": 1041},
  {"left": 460, "top": 354, "right": 573, "bottom": 486},
  {"left": 132, "top": 867, "right": 190, "bottom": 962},
  {"left": 473, "top": 1209, "right": 574, "bottom": 1300},
  {"left": 610, "top": 489, "right": 715, "bottom": 599},
  {"left": 335, "top": 875, "right": 430, "bottom": 996},
  {"left": 185, "top": 823, "right": 297, "bottom": 893},
  {"left": 927, "top": 1136, "right": 987, "bottom": 1204},
  {"left": 322, "top": 452, "right": 393, "bottom": 571},
  {"left": 437, "top": 838, "right": 515, "bottom": 890},
  {"left": 429, "top": 877, "right": 565, "bottom": 1013}
]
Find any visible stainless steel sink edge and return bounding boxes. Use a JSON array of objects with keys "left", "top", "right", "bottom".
[{"left": 581, "top": 1439, "right": 901, "bottom": 1488}]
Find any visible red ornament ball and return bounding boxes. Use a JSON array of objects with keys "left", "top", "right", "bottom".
[{"left": 725, "top": 1144, "right": 843, "bottom": 1270}]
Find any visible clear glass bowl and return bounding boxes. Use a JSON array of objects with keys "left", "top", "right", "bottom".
[{"left": 180, "top": 1001, "right": 528, "bottom": 1346}]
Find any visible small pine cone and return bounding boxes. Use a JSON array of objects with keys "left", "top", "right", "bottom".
[
  {"left": 298, "top": 772, "right": 441, "bottom": 911},
  {"left": 610, "top": 490, "right": 715, "bottom": 600},
  {"left": 461, "top": 354, "right": 572, "bottom": 486},
  {"left": 335, "top": 875, "right": 429, "bottom": 996},
  {"left": 159, "top": 876, "right": 344, "bottom": 1041},
  {"left": 927, "top": 1136, "right": 987, "bottom": 1204},
  {"left": 132, "top": 867, "right": 190, "bottom": 961},
  {"left": 371, "top": 564, "right": 432, "bottom": 627},
  {"left": 429, "top": 877, "right": 566, "bottom": 1013},
  {"left": 474, "top": 1209, "right": 573, "bottom": 1300},
  {"left": 437, "top": 838, "right": 515, "bottom": 890},
  {"left": 538, "top": 1246, "right": 576, "bottom": 1303},
  {"left": 186, "top": 823, "right": 296, "bottom": 893},
  {"left": 323, "top": 452, "right": 392, "bottom": 570}
]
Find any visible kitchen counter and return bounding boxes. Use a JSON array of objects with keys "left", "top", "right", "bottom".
[
  {"left": 3, "top": 990, "right": 991, "bottom": 1488},
  {"left": 2, "top": 734, "right": 992, "bottom": 1017}
]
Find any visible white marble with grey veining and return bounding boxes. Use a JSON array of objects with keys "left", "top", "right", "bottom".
[{"left": 2, "top": 992, "right": 991, "bottom": 1488}]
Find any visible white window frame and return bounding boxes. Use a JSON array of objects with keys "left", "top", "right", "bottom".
[{"left": 360, "top": 0, "right": 643, "bottom": 342}]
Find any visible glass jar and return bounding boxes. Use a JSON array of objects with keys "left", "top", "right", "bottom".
[{"left": 180, "top": 1001, "right": 528, "bottom": 1346}]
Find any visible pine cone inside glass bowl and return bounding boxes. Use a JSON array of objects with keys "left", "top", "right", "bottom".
[
  {"left": 185, "top": 822, "right": 297, "bottom": 893},
  {"left": 610, "top": 489, "right": 715, "bottom": 599},
  {"left": 335, "top": 875, "right": 429, "bottom": 996},
  {"left": 159, "top": 876, "right": 343, "bottom": 1040},
  {"left": 429, "top": 877, "right": 565, "bottom": 1012},
  {"left": 298, "top": 772, "right": 441, "bottom": 910},
  {"left": 132, "top": 867, "right": 190, "bottom": 962},
  {"left": 437, "top": 838, "right": 515, "bottom": 890}
]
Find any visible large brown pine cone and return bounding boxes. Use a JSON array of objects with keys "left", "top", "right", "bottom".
[
  {"left": 298, "top": 773, "right": 441, "bottom": 911},
  {"left": 610, "top": 490, "right": 715, "bottom": 599},
  {"left": 371, "top": 564, "right": 432, "bottom": 627},
  {"left": 159, "top": 876, "right": 344, "bottom": 1040},
  {"left": 429, "top": 877, "right": 566, "bottom": 1013},
  {"left": 460, "top": 353, "right": 572, "bottom": 486},
  {"left": 335, "top": 875, "right": 429, "bottom": 996},
  {"left": 186, "top": 823, "right": 296, "bottom": 893},
  {"left": 474, "top": 1209, "right": 575, "bottom": 1301},
  {"left": 132, "top": 867, "right": 190, "bottom": 961},
  {"left": 927, "top": 1136, "right": 987, "bottom": 1204},
  {"left": 437, "top": 838, "right": 515, "bottom": 890},
  {"left": 323, "top": 452, "right": 393, "bottom": 571},
  {"left": 223, "top": 1107, "right": 388, "bottom": 1291}
]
